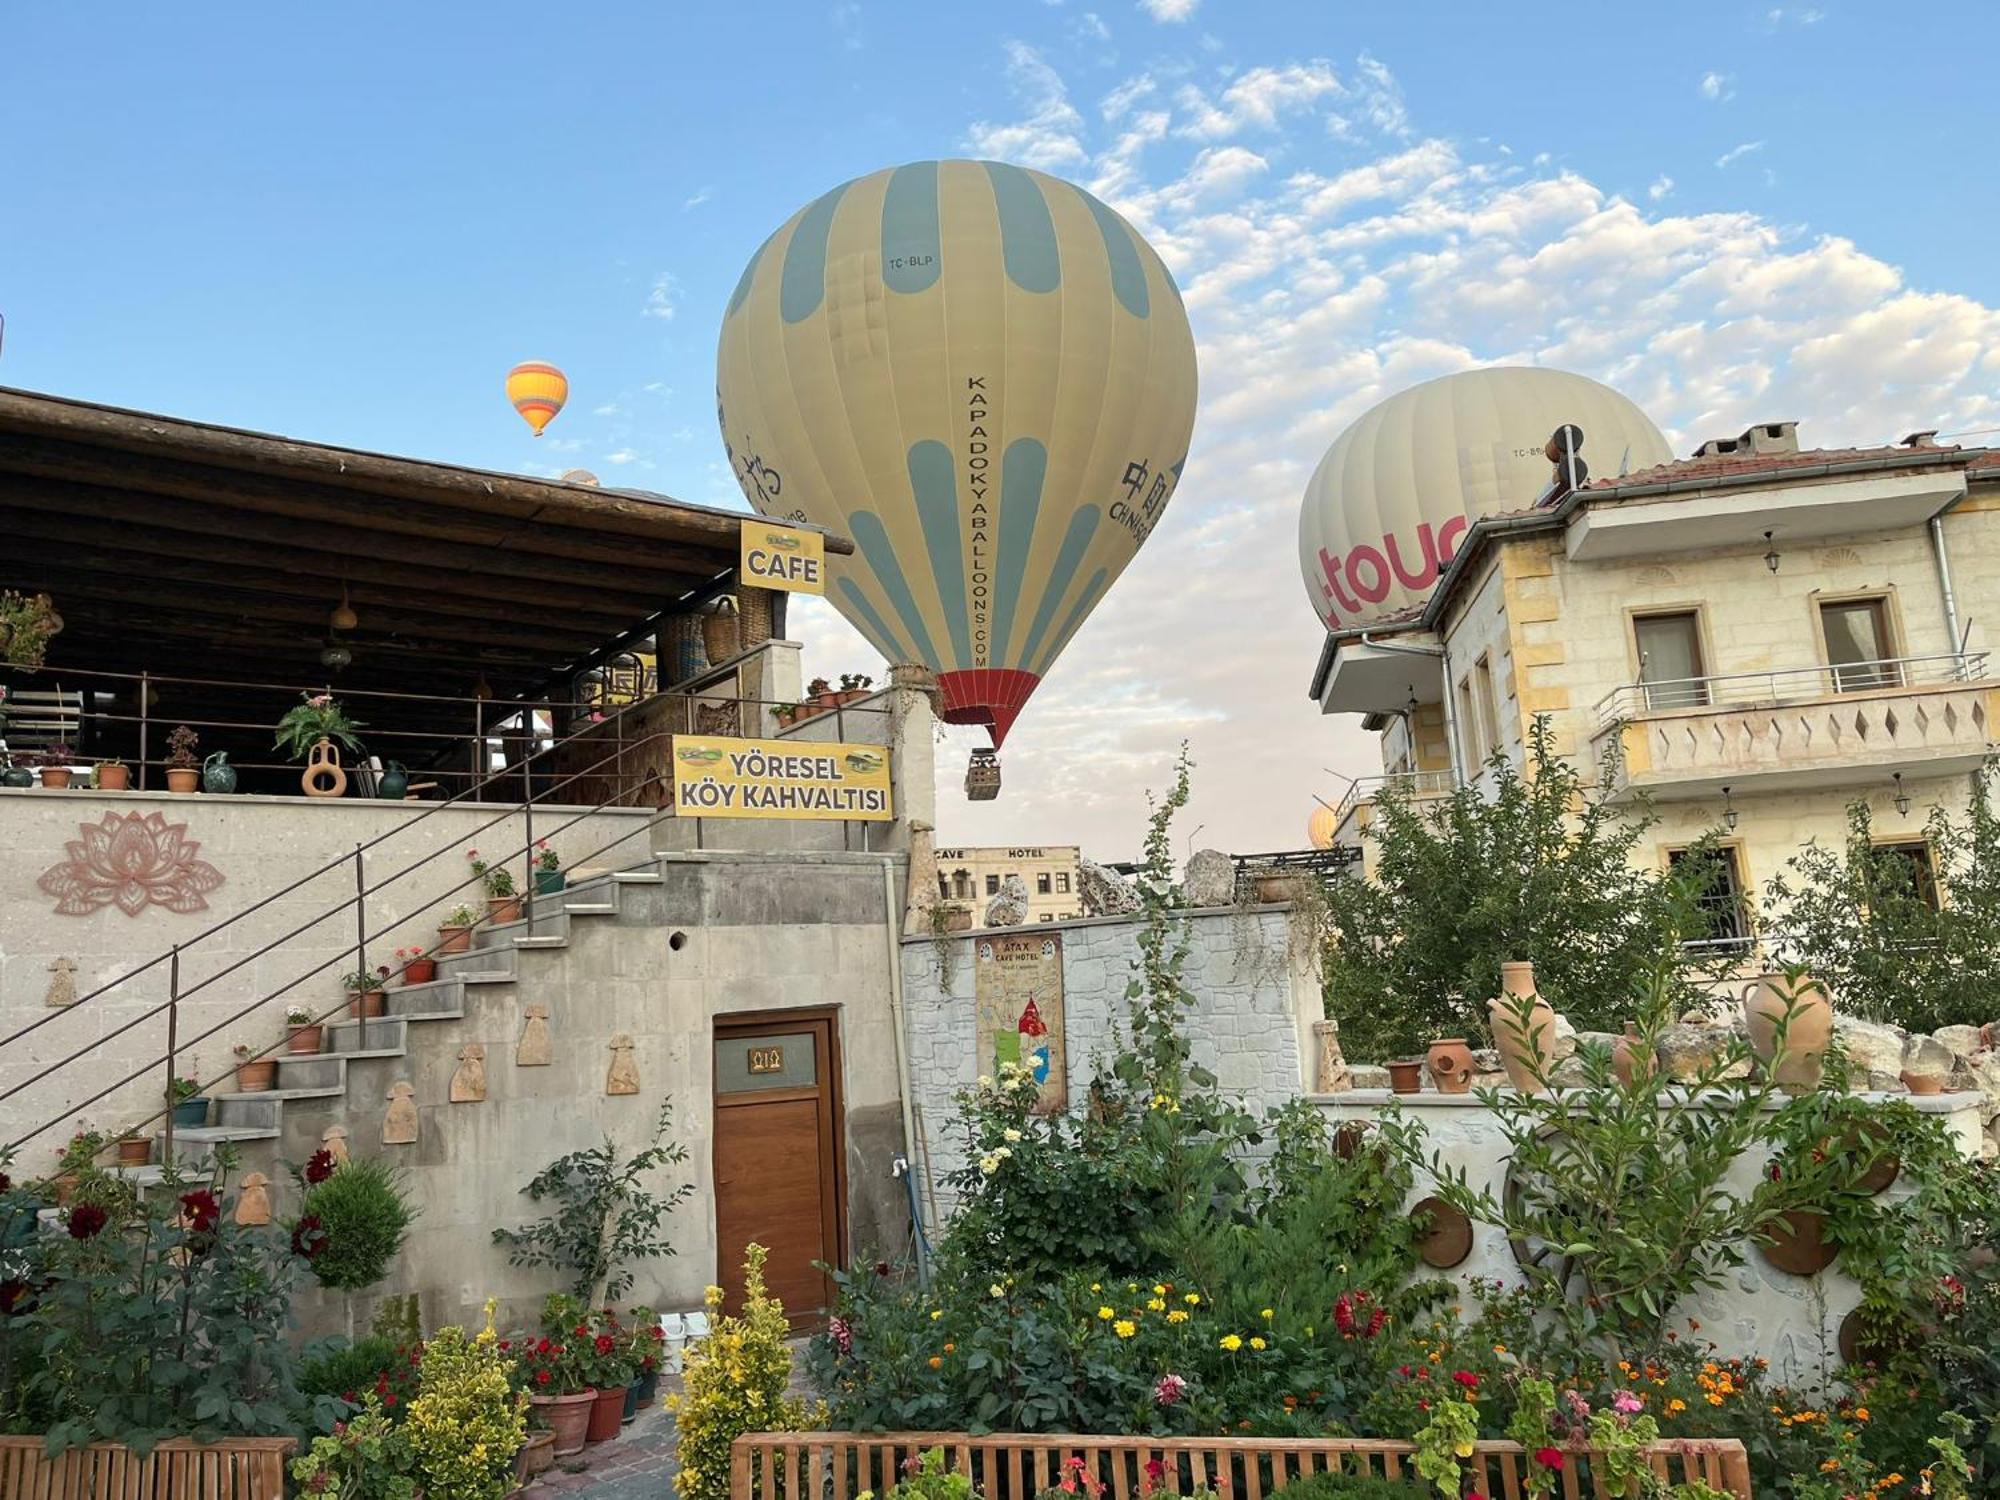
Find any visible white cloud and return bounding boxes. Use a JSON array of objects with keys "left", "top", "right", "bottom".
[
  {"left": 593, "top": 402, "right": 623, "bottom": 417},
  {"left": 1077, "top": 10, "right": 1111, "bottom": 41},
  {"left": 643, "top": 272, "right": 681, "bottom": 320},
  {"left": 1648, "top": 174, "right": 1674, "bottom": 201},
  {"left": 1715, "top": 140, "right": 1765, "bottom": 168},
  {"left": 797, "top": 47, "right": 2000, "bottom": 860},
  {"left": 1765, "top": 7, "right": 1825, "bottom": 26},
  {"left": 603, "top": 449, "right": 644, "bottom": 466},
  {"left": 1137, "top": 0, "right": 1198, "bottom": 20},
  {"left": 966, "top": 42, "right": 1089, "bottom": 168},
  {"left": 1699, "top": 71, "right": 1734, "bottom": 101},
  {"left": 683, "top": 187, "right": 713, "bottom": 210}
]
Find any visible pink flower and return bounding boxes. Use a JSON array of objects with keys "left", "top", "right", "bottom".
[
  {"left": 828, "top": 1316, "right": 854, "bottom": 1355},
  {"left": 1154, "top": 1373, "right": 1188, "bottom": 1407},
  {"left": 1613, "top": 1390, "right": 1642, "bottom": 1415}
]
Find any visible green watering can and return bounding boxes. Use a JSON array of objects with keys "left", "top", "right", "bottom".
[{"left": 201, "top": 751, "right": 238, "bottom": 794}]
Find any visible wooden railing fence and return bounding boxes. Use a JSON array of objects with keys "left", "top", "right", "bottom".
[{"left": 0, "top": 1435, "right": 295, "bottom": 1499}]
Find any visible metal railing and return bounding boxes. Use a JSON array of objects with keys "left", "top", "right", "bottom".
[
  {"left": 1331, "top": 768, "right": 1457, "bottom": 829},
  {"left": 1, "top": 685, "right": 893, "bottom": 1158},
  {"left": 1593, "top": 652, "right": 1990, "bottom": 733}
]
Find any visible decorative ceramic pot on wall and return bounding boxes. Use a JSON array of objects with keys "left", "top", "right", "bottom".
[
  {"left": 488, "top": 894, "right": 524, "bottom": 925},
  {"left": 377, "top": 761, "right": 410, "bottom": 801},
  {"left": 1900, "top": 1069, "right": 1945, "bottom": 1096},
  {"left": 302, "top": 738, "right": 347, "bottom": 799},
  {"left": 40, "top": 767, "right": 73, "bottom": 789},
  {"left": 1610, "top": 1023, "right": 1644, "bottom": 1087},
  {"left": 202, "top": 751, "right": 237, "bottom": 794},
  {"left": 1425, "top": 1037, "right": 1476, "bottom": 1094},
  {"left": 437, "top": 922, "right": 474, "bottom": 955},
  {"left": 0, "top": 766, "right": 30, "bottom": 788},
  {"left": 1487, "top": 960, "right": 1559, "bottom": 1093},
  {"left": 1385, "top": 1058, "right": 1424, "bottom": 1094},
  {"left": 165, "top": 767, "right": 200, "bottom": 794},
  {"left": 1742, "top": 972, "right": 1834, "bottom": 1094}
]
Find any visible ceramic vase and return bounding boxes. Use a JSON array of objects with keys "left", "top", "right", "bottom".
[
  {"left": 1610, "top": 1023, "right": 1644, "bottom": 1087},
  {"left": 202, "top": 751, "right": 237, "bottom": 793},
  {"left": 1425, "top": 1037, "right": 1476, "bottom": 1094},
  {"left": 1742, "top": 973, "right": 1834, "bottom": 1094},
  {"left": 1487, "top": 960, "right": 1559, "bottom": 1093}
]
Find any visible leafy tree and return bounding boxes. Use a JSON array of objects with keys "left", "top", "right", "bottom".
[
  {"left": 1764, "top": 765, "right": 2000, "bottom": 1032},
  {"left": 1322, "top": 717, "right": 1724, "bottom": 1058},
  {"left": 491, "top": 1097, "right": 695, "bottom": 1302}
]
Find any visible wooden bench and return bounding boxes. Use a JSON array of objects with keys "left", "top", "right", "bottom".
[
  {"left": 730, "top": 1431, "right": 1753, "bottom": 1500},
  {"left": 0, "top": 1435, "right": 295, "bottom": 1498}
]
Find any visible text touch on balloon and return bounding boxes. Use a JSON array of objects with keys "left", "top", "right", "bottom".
[{"left": 1314, "top": 516, "right": 1468, "bottom": 628}]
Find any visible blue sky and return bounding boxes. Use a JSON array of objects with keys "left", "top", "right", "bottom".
[{"left": 7, "top": 2, "right": 1999, "bottom": 856}]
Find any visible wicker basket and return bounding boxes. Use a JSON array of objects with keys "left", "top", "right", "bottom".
[
  {"left": 738, "top": 586, "right": 776, "bottom": 650},
  {"left": 661, "top": 613, "right": 707, "bottom": 685},
  {"left": 702, "top": 597, "right": 741, "bottom": 665}
]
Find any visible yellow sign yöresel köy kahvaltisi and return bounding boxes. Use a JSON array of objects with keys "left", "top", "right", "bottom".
[
  {"left": 739, "top": 519, "right": 825, "bottom": 594},
  {"left": 671, "top": 735, "right": 891, "bottom": 821}
]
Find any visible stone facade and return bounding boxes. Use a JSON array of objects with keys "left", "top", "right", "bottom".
[
  {"left": 932, "top": 845, "right": 1085, "bottom": 927},
  {"left": 897, "top": 904, "right": 1322, "bottom": 1230}
]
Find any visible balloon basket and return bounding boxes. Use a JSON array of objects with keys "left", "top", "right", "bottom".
[{"left": 965, "top": 749, "right": 1002, "bottom": 801}]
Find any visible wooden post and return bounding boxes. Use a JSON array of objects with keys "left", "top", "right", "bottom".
[
  {"left": 137, "top": 671, "right": 150, "bottom": 791},
  {"left": 353, "top": 846, "right": 368, "bottom": 1051},
  {"left": 161, "top": 946, "right": 180, "bottom": 1165}
]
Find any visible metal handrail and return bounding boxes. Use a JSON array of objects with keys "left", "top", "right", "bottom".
[
  {"left": 1331, "top": 768, "right": 1456, "bottom": 828},
  {"left": 1593, "top": 651, "right": 1990, "bottom": 733},
  {"left": 3, "top": 686, "right": 896, "bottom": 1155}
]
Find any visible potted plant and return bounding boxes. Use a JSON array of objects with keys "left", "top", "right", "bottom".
[
  {"left": 806, "top": 676, "right": 839, "bottom": 712},
  {"left": 772, "top": 701, "right": 803, "bottom": 729},
  {"left": 274, "top": 691, "right": 365, "bottom": 799},
  {"left": 92, "top": 756, "right": 131, "bottom": 792},
  {"left": 0, "top": 590, "right": 62, "bottom": 668},
  {"left": 37, "top": 742, "right": 73, "bottom": 789},
  {"left": 232, "top": 1042, "right": 278, "bottom": 1093},
  {"left": 340, "top": 967, "right": 390, "bottom": 1020},
  {"left": 835, "top": 672, "right": 874, "bottom": 704},
  {"left": 114, "top": 1128, "right": 150, "bottom": 1167},
  {"left": 49, "top": 1126, "right": 105, "bottom": 1202},
  {"left": 576, "top": 1308, "right": 638, "bottom": 1442},
  {"left": 164, "top": 725, "right": 201, "bottom": 793},
  {"left": 285, "top": 1006, "right": 324, "bottom": 1054},
  {"left": 167, "top": 1071, "right": 208, "bottom": 1128},
  {"left": 533, "top": 839, "right": 565, "bottom": 896},
  {"left": 518, "top": 1298, "right": 596, "bottom": 1456},
  {"left": 469, "top": 848, "right": 522, "bottom": 924},
  {"left": 438, "top": 902, "right": 478, "bottom": 954},
  {"left": 623, "top": 1307, "right": 665, "bottom": 1414},
  {"left": 395, "top": 946, "right": 437, "bottom": 985}
]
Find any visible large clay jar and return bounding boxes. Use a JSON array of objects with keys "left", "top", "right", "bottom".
[
  {"left": 302, "top": 738, "right": 348, "bottom": 799},
  {"left": 1742, "top": 972, "right": 1834, "bottom": 1094},
  {"left": 1425, "top": 1037, "right": 1476, "bottom": 1094},
  {"left": 1610, "top": 1023, "right": 1644, "bottom": 1087},
  {"left": 1487, "top": 960, "right": 1559, "bottom": 1093}
]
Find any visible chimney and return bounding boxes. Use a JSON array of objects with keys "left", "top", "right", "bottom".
[
  {"left": 1900, "top": 430, "right": 1940, "bottom": 449},
  {"left": 1693, "top": 421, "right": 1799, "bottom": 459}
]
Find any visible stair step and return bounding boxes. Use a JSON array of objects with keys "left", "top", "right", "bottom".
[
  {"left": 564, "top": 902, "right": 617, "bottom": 915},
  {"left": 222, "top": 1085, "right": 345, "bottom": 1103},
  {"left": 156, "top": 1124, "right": 280, "bottom": 1147},
  {"left": 612, "top": 870, "right": 664, "bottom": 885},
  {"left": 511, "top": 935, "right": 567, "bottom": 949}
]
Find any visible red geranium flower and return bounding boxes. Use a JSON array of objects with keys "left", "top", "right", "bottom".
[
  {"left": 67, "top": 1202, "right": 108, "bottom": 1239},
  {"left": 1533, "top": 1448, "right": 1564, "bottom": 1471},
  {"left": 536, "top": 1369, "right": 552, "bottom": 1386},
  {"left": 1452, "top": 1370, "right": 1480, "bottom": 1390},
  {"left": 595, "top": 1334, "right": 615, "bottom": 1355}
]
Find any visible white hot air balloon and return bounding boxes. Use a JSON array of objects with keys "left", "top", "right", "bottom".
[{"left": 1298, "top": 367, "right": 1673, "bottom": 631}]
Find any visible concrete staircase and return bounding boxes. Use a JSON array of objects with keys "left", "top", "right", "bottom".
[{"left": 129, "top": 862, "right": 667, "bottom": 1179}]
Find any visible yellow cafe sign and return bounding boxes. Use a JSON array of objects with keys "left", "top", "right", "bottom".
[
  {"left": 672, "top": 735, "right": 891, "bottom": 821},
  {"left": 739, "top": 519, "right": 825, "bottom": 594}
]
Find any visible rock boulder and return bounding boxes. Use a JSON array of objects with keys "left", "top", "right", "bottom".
[{"left": 1182, "top": 849, "right": 1236, "bottom": 908}]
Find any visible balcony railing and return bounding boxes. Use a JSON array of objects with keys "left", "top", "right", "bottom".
[
  {"left": 1332, "top": 768, "right": 1456, "bottom": 830},
  {"left": 1593, "top": 652, "right": 1989, "bottom": 733}
]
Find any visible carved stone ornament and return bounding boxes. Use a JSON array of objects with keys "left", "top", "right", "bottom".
[
  {"left": 44, "top": 957, "right": 79, "bottom": 1008},
  {"left": 321, "top": 1124, "right": 350, "bottom": 1165},
  {"left": 606, "top": 1033, "right": 640, "bottom": 1095},
  {"left": 37, "top": 811, "right": 225, "bottom": 916},
  {"left": 517, "top": 1003, "right": 553, "bottom": 1066},
  {"left": 383, "top": 1082, "right": 419, "bottom": 1145},
  {"left": 450, "top": 1044, "right": 488, "bottom": 1102},
  {"left": 235, "top": 1172, "right": 273, "bottom": 1227}
]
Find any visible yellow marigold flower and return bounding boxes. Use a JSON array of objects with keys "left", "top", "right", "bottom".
[
  {"left": 1219, "top": 1334, "right": 1243, "bottom": 1352},
  {"left": 1167, "top": 1310, "right": 1189, "bottom": 1324},
  {"left": 990, "top": 1284, "right": 1006, "bottom": 1299},
  {"left": 1154, "top": 1284, "right": 1167, "bottom": 1296},
  {"left": 930, "top": 1309, "right": 943, "bottom": 1321},
  {"left": 1249, "top": 1337, "right": 1267, "bottom": 1351},
  {"left": 1098, "top": 1306, "right": 1116, "bottom": 1321},
  {"left": 1854, "top": 1408, "right": 1870, "bottom": 1422},
  {"left": 1667, "top": 1399, "right": 1686, "bottom": 1415},
  {"left": 1148, "top": 1298, "right": 1167, "bottom": 1312},
  {"left": 1114, "top": 1320, "right": 1137, "bottom": 1339},
  {"left": 1090, "top": 1283, "right": 1101, "bottom": 1293},
  {"left": 1493, "top": 1344, "right": 1507, "bottom": 1354},
  {"left": 928, "top": 1356, "right": 942, "bottom": 1369},
  {"left": 1184, "top": 1293, "right": 1201, "bottom": 1306},
  {"left": 1261, "top": 1309, "right": 1274, "bottom": 1321}
]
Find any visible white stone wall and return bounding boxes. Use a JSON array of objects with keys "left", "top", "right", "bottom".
[
  {"left": 1313, "top": 1089, "right": 1985, "bottom": 1381},
  {"left": 898, "top": 905, "right": 1321, "bottom": 1234}
]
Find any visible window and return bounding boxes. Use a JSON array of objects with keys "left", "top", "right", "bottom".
[
  {"left": 936, "top": 875, "right": 950, "bottom": 899},
  {"left": 1821, "top": 597, "right": 1900, "bottom": 691},
  {"left": 1634, "top": 612, "right": 1707, "bottom": 709},
  {"left": 1038, "top": 914, "right": 1054, "bottom": 923},
  {"left": 1877, "top": 840, "right": 1941, "bottom": 910},
  {"left": 1667, "top": 845, "right": 1751, "bottom": 955},
  {"left": 1473, "top": 654, "right": 1501, "bottom": 759},
  {"left": 1036, "top": 873, "right": 1052, "bottom": 895},
  {"left": 952, "top": 870, "right": 971, "bottom": 899},
  {"left": 984, "top": 874, "right": 1001, "bottom": 896},
  {"left": 1055, "top": 872, "right": 1071, "bottom": 894},
  {"left": 1456, "top": 674, "right": 1484, "bottom": 773}
]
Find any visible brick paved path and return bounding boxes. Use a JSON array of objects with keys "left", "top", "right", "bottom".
[{"left": 521, "top": 1403, "right": 677, "bottom": 1499}]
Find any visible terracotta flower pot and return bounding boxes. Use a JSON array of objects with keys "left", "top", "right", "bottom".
[
  {"left": 41, "top": 767, "right": 73, "bottom": 789},
  {"left": 437, "top": 924, "right": 473, "bottom": 954},
  {"left": 1425, "top": 1037, "right": 1475, "bottom": 1094},
  {"left": 116, "top": 1137, "right": 150, "bottom": 1167},
  {"left": 349, "top": 989, "right": 387, "bottom": 1020},
  {"left": 530, "top": 1390, "right": 595, "bottom": 1456},
  {"left": 516, "top": 1430, "right": 558, "bottom": 1480},
  {"left": 166, "top": 767, "right": 200, "bottom": 794},
  {"left": 234, "top": 1057, "right": 278, "bottom": 1092},
  {"left": 1386, "top": 1059, "right": 1424, "bottom": 1094},
  {"left": 1488, "top": 960, "right": 1559, "bottom": 1093},
  {"left": 96, "top": 764, "right": 131, "bottom": 791},
  {"left": 401, "top": 957, "right": 437, "bottom": 985},
  {"left": 1901, "top": 1068, "right": 1945, "bottom": 1096},
  {"left": 286, "top": 1022, "right": 324, "bottom": 1054},
  {"left": 1610, "top": 1023, "right": 1645, "bottom": 1088},
  {"left": 585, "top": 1384, "right": 626, "bottom": 1442},
  {"left": 1742, "top": 972, "right": 1834, "bottom": 1094},
  {"left": 488, "top": 895, "right": 523, "bottom": 925}
]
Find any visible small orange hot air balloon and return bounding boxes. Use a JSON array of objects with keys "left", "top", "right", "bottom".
[{"left": 506, "top": 361, "right": 568, "bottom": 437}]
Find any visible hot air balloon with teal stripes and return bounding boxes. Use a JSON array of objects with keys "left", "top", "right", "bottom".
[{"left": 717, "top": 159, "right": 1198, "bottom": 797}]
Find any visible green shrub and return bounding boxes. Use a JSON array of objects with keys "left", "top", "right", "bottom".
[
  {"left": 1274, "top": 1467, "right": 1425, "bottom": 1500},
  {"left": 298, "top": 1157, "right": 415, "bottom": 1291},
  {"left": 299, "top": 1334, "right": 402, "bottom": 1403},
  {"left": 401, "top": 1316, "right": 525, "bottom": 1500}
]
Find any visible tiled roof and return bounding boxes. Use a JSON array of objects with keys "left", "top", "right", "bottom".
[{"left": 1590, "top": 444, "right": 1967, "bottom": 491}]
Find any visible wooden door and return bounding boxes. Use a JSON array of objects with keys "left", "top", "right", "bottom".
[{"left": 713, "top": 1013, "right": 844, "bottom": 1327}]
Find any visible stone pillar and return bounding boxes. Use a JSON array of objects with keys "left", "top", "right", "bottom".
[
  {"left": 1313, "top": 1018, "right": 1351, "bottom": 1093},
  {"left": 903, "top": 819, "right": 940, "bottom": 937},
  {"left": 883, "top": 664, "right": 938, "bottom": 852}
]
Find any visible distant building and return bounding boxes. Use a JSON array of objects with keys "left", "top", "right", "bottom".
[
  {"left": 1310, "top": 420, "right": 2000, "bottom": 957},
  {"left": 935, "top": 845, "right": 1083, "bottom": 925}
]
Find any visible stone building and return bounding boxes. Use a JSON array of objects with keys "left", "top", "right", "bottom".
[
  {"left": 932, "top": 844, "right": 1084, "bottom": 926},
  {"left": 1311, "top": 420, "right": 2000, "bottom": 947}
]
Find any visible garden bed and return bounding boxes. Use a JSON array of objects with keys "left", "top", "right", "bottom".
[
  {"left": 728, "top": 1431, "right": 1753, "bottom": 1500},
  {"left": 0, "top": 1434, "right": 295, "bottom": 1499}
]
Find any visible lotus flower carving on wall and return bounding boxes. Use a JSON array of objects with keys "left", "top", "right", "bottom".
[{"left": 37, "top": 811, "right": 225, "bottom": 916}]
